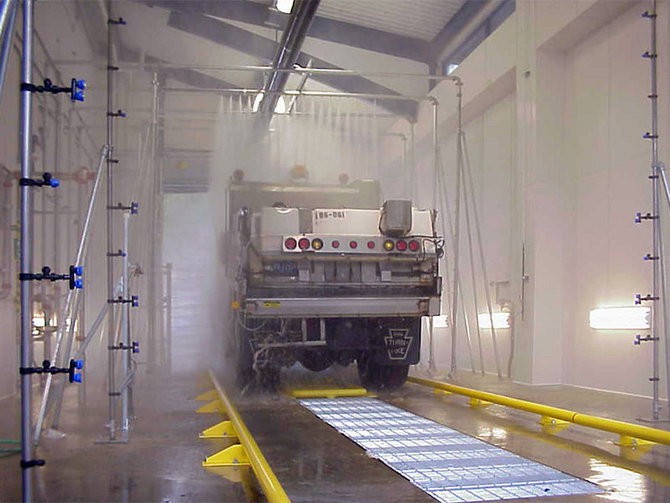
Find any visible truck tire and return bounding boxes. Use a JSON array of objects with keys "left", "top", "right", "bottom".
[
  {"left": 357, "top": 354, "right": 409, "bottom": 391},
  {"left": 299, "top": 349, "right": 332, "bottom": 372}
]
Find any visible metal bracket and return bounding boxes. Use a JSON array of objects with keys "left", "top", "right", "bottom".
[
  {"left": 635, "top": 293, "right": 659, "bottom": 304},
  {"left": 19, "top": 265, "right": 83, "bottom": 289},
  {"left": 107, "top": 109, "right": 127, "bottom": 118},
  {"left": 20, "top": 459, "right": 45, "bottom": 469},
  {"left": 635, "top": 211, "right": 657, "bottom": 223},
  {"left": 108, "top": 202, "right": 139, "bottom": 214},
  {"left": 108, "top": 295, "right": 139, "bottom": 307},
  {"left": 19, "top": 172, "right": 59, "bottom": 188}
]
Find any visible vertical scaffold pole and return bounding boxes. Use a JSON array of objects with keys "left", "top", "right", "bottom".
[
  {"left": 105, "top": 0, "right": 117, "bottom": 440},
  {"left": 639, "top": 0, "right": 665, "bottom": 421},
  {"left": 19, "top": 0, "right": 34, "bottom": 499}
]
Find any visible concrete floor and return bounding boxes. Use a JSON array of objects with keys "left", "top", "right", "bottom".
[{"left": 0, "top": 364, "right": 668, "bottom": 502}]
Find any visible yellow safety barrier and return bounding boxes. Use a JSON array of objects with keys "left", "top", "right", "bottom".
[
  {"left": 408, "top": 376, "right": 670, "bottom": 447},
  {"left": 290, "top": 387, "right": 369, "bottom": 399},
  {"left": 201, "top": 370, "right": 291, "bottom": 503}
]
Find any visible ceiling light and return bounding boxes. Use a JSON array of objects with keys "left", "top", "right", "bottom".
[
  {"left": 275, "top": 0, "right": 294, "bottom": 14},
  {"left": 589, "top": 306, "right": 651, "bottom": 330}
]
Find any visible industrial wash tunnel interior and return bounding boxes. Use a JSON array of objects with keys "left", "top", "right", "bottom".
[{"left": 1, "top": 0, "right": 670, "bottom": 502}]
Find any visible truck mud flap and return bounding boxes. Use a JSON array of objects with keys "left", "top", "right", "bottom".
[{"left": 372, "top": 317, "right": 421, "bottom": 366}]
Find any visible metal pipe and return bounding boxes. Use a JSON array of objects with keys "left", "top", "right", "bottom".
[
  {"left": 19, "top": 0, "right": 34, "bottom": 499},
  {"left": 105, "top": 0, "right": 117, "bottom": 441},
  {"left": 437, "top": 146, "right": 477, "bottom": 374},
  {"left": 147, "top": 73, "right": 159, "bottom": 367},
  {"left": 162, "top": 87, "right": 435, "bottom": 103},
  {"left": 33, "top": 145, "right": 108, "bottom": 442},
  {"left": 449, "top": 82, "right": 464, "bottom": 376},
  {"left": 50, "top": 60, "right": 463, "bottom": 83},
  {"left": 462, "top": 133, "right": 502, "bottom": 378},
  {"left": 206, "top": 370, "right": 290, "bottom": 503},
  {"left": 647, "top": 0, "right": 661, "bottom": 420},
  {"left": 461, "top": 152, "right": 485, "bottom": 375},
  {"left": 409, "top": 376, "right": 670, "bottom": 446},
  {"left": 658, "top": 165, "right": 670, "bottom": 411},
  {"left": 165, "top": 262, "right": 172, "bottom": 373},
  {"left": 259, "top": 0, "right": 320, "bottom": 115},
  {"left": 0, "top": 0, "right": 16, "bottom": 105},
  {"left": 121, "top": 211, "right": 130, "bottom": 432},
  {"left": 0, "top": 0, "right": 15, "bottom": 44}
]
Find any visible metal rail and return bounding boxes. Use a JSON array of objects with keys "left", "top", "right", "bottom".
[
  {"left": 205, "top": 370, "right": 290, "bottom": 503},
  {"left": 409, "top": 376, "right": 670, "bottom": 446}
]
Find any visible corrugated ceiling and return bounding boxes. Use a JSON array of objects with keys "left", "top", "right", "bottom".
[{"left": 316, "top": 0, "right": 467, "bottom": 41}]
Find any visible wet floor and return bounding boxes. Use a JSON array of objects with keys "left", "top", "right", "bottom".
[{"left": 0, "top": 365, "right": 669, "bottom": 502}]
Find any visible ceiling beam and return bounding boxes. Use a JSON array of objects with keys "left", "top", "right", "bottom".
[
  {"left": 167, "top": 10, "right": 417, "bottom": 120},
  {"left": 428, "top": 0, "right": 506, "bottom": 63},
  {"left": 142, "top": 0, "right": 430, "bottom": 63}
]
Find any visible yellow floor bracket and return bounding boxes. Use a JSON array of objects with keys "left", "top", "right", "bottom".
[
  {"left": 433, "top": 389, "right": 453, "bottom": 397},
  {"left": 197, "top": 400, "right": 225, "bottom": 414},
  {"left": 194, "top": 389, "right": 219, "bottom": 402},
  {"left": 203, "top": 444, "right": 250, "bottom": 467},
  {"left": 290, "top": 387, "right": 369, "bottom": 399},
  {"left": 617, "top": 435, "right": 657, "bottom": 448},
  {"left": 539, "top": 416, "right": 571, "bottom": 427},
  {"left": 539, "top": 416, "right": 571, "bottom": 433},
  {"left": 469, "top": 397, "right": 492, "bottom": 408},
  {"left": 200, "top": 420, "right": 238, "bottom": 439}
]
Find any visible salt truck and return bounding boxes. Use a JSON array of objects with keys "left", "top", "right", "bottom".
[{"left": 225, "top": 177, "right": 442, "bottom": 390}]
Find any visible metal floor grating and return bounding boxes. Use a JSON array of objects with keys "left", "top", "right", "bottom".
[{"left": 300, "top": 397, "right": 602, "bottom": 503}]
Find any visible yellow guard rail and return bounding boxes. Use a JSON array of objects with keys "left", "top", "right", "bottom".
[
  {"left": 409, "top": 376, "right": 670, "bottom": 447},
  {"left": 203, "top": 370, "right": 290, "bottom": 503}
]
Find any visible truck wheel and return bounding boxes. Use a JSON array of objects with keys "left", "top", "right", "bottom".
[
  {"left": 357, "top": 355, "right": 409, "bottom": 391},
  {"left": 299, "top": 349, "right": 332, "bottom": 372}
]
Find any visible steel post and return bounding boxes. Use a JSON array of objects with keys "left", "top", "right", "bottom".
[
  {"left": 105, "top": 0, "right": 117, "bottom": 440},
  {"left": 19, "top": 0, "right": 34, "bottom": 499}
]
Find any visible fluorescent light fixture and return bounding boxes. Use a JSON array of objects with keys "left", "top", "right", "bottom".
[
  {"left": 447, "top": 64, "right": 459, "bottom": 75},
  {"left": 32, "top": 315, "right": 45, "bottom": 328},
  {"left": 431, "top": 315, "right": 449, "bottom": 328},
  {"left": 275, "top": 0, "right": 294, "bottom": 14},
  {"left": 478, "top": 312, "right": 510, "bottom": 329},
  {"left": 589, "top": 306, "right": 650, "bottom": 330}
]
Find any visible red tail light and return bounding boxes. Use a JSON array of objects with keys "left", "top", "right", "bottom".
[
  {"left": 367, "top": 240, "right": 376, "bottom": 249},
  {"left": 285, "top": 237, "right": 297, "bottom": 250},
  {"left": 349, "top": 240, "right": 358, "bottom": 249},
  {"left": 331, "top": 240, "right": 340, "bottom": 249},
  {"left": 409, "top": 240, "right": 420, "bottom": 252},
  {"left": 396, "top": 240, "right": 408, "bottom": 251},
  {"left": 298, "top": 238, "right": 310, "bottom": 250}
]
